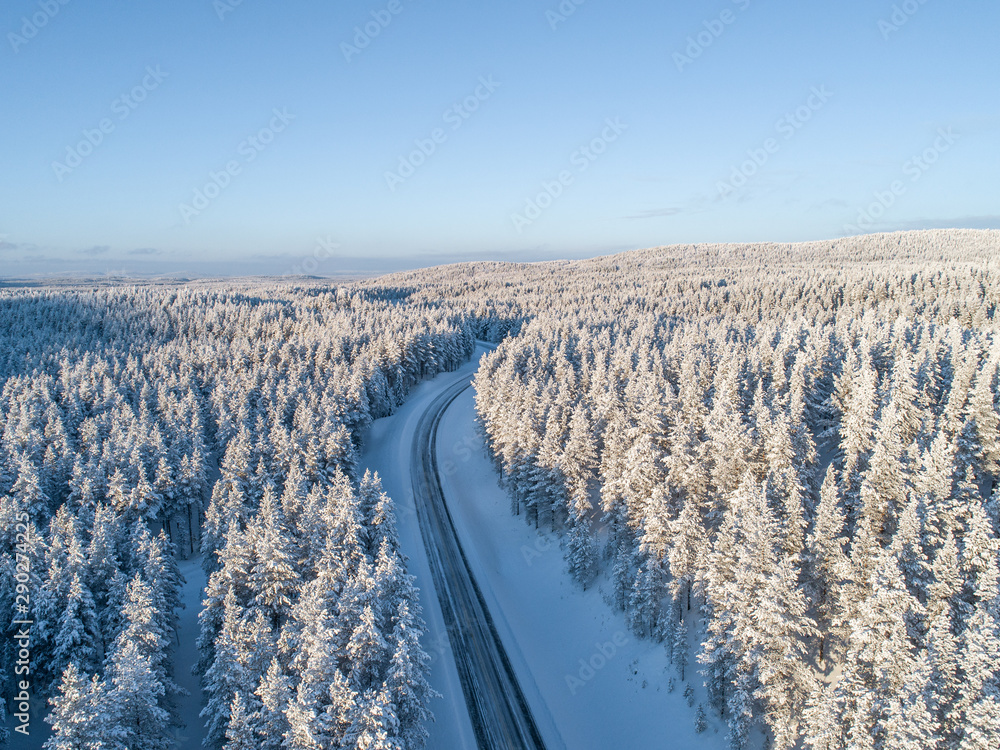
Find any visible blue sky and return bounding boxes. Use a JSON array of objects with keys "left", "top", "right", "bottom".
[{"left": 1, "top": 0, "right": 998, "bottom": 277}]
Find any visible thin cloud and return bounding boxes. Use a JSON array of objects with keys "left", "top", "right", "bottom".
[
  {"left": 79, "top": 245, "right": 111, "bottom": 256},
  {"left": 128, "top": 247, "right": 161, "bottom": 255},
  {"left": 624, "top": 207, "right": 684, "bottom": 220}
]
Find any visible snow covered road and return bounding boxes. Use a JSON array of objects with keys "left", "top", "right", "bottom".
[
  {"left": 411, "top": 378, "right": 546, "bottom": 749},
  {"left": 361, "top": 345, "right": 493, "bottom": 750}
]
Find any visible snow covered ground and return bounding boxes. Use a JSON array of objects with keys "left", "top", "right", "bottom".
[
  {"left": 172, "top": 556, "right": 207, "bottom": 748},
  {"left": 363, "top": 343, "right": 735, "bottom": 750}
]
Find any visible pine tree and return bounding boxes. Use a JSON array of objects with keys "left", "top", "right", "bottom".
[
  {"left": 563, "top": 404, "right": 598, "bottom": 518},
  {"left": 667, "top": 492, "right": 708, "bottom": 614},
  {"left": 133, "top": 524, "right": 183, "bottom": 664},
  {"left": 345, "top": 688, "right": 403, "bottom": 750},
  {"left": 105, "top": 638, "right": 172, "bottom": 750},
  {"left": 202, "top": 482, "right": 250, "bottom": 577},
  {"left": 10, "top": 453, "right": 50, "bottom": 524},
  {"left": 619, "top": 431, "right": 666, "bottom": 530},
  {"left": 87, "top": 504, "right": 125, "bottom": 619},
  {"left": 892, "top": 491, "right": 931, "bottom": 603},
  {"left": 882, "top": 651, "right": 936, "bottom": 750},
  {"left": 726, "top": 669, "right": 755, "bottom": 750},
  {"left": 384, "top": 598, "right": 436, "bottom": 749},
  {"left": 129, "top": 463, "right": 162, "bottom": 522},
  {"left": 925, "top": 605, "right": 959, "bottom": 742},
  {"left": 753, "top": 554, "right": 818, "bottom": 750},
  {"left": 102, "top": 578, "right": 174, "bottom": 750},
  {"left": 628, "top": 554, "right": 664, "bottom": 638},
  {"left": 700, "top": 498, "right": 741, "bottom": 718},
  {"left": 66, "top": 457, "right": 99, "bottom": 514},
  {"left": 347, "top": 604, "right": 390, "bottom": 692},
  {"left": 706, "top": 357, "right": 751, "bottom": 511},
  {"left": 197, "top": 519, "right": 252, "bottom": 681},
  {"left": 695, "top": 703, "right": 708, "bottom": 734},
  {"left": 247, "top": 488, "right": 301, "bottom": 626},
  {"left": 359, "top": 470, "right": 400, "bottom": 556},
  {"left": 928, "top": 530, "right": 962, "bottom": 626},
  {"left": 806, "top": 465, "right": 849, "bottom": 664},
  {"left": 889, "top": 349, "right": 925, "bottom": 447},
  {"left": 50, "top": 573, "right": 100, "bottom": 680},
  {"left": 256, "top": 658, "right": 292, "bottom": 750},
  {"left": 44, "top": 664, "right": 124, "bottom": 750},
  {"left": 673, "top": 611, "right": 689, "bottom": 681},
  {"left": 283, "top": 573, "right": 352, "bottom": 749},
  {"left": 860, "top": 401, "right": 909, "bottom": 541},
  {"left": 839, "top": 351, "right": 879, "bottom": 518},
  {"left": 609, "top": 538, "right": 635, "bottom": 613},
  {"left": 960, "top": 497, "right": 1000, "bottom": 610},
  {"left": 116, "top": 575, "right": 171, "bottom": 689},
  {"left": 916, "top": 430, "right": 959, "bottom": 547},
  {"left": 566, "top": 510, "right": 598, "bottom": 588},
  {"left": 965, "top": 357, "right": 999, "bottom": 484},
  {"left": 941, "top": 346, "right": 978, "bottom": 438},
  {"left": 832, "top": 551, "right": 925, "bottom": 749},
  {"left": 201, "top": 589, "right": 260, "bottom": 749},
  {"left": 40, "top": 507, "right": 101, "bottom": 687},
  {"left": 803, "top": 680, "right": 846, "bottom": 750},
  {"left": 279, "top": 459, "right": 309, "bottom": 534},
  {"left": 106, "top": 467, "right": 134, "bottom": 519},
  {"left": 223, "top": 692, "right": 257, "bottom": 750}
]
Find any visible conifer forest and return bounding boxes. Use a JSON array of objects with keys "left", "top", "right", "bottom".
[{"left": 2, "top": 228, "right": 999, "bottom": 749}]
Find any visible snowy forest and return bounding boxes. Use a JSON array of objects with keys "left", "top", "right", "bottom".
[
  {"left": 2, "top": 228, "right": 999, "bottom": 749},
  {"left": 455, "top": 230, "right": 1000, "bottom": 749},
  {"left": 0, "top": 284, "right": 472, "bottom": 748}
]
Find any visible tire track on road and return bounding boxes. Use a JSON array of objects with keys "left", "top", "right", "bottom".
[{"left": 410, "top": 380, "right": 546, "bottom": 750}]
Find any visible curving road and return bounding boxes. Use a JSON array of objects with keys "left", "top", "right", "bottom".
[{"left": 410, "top": 379, "right": 547, "bottom": 750}]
